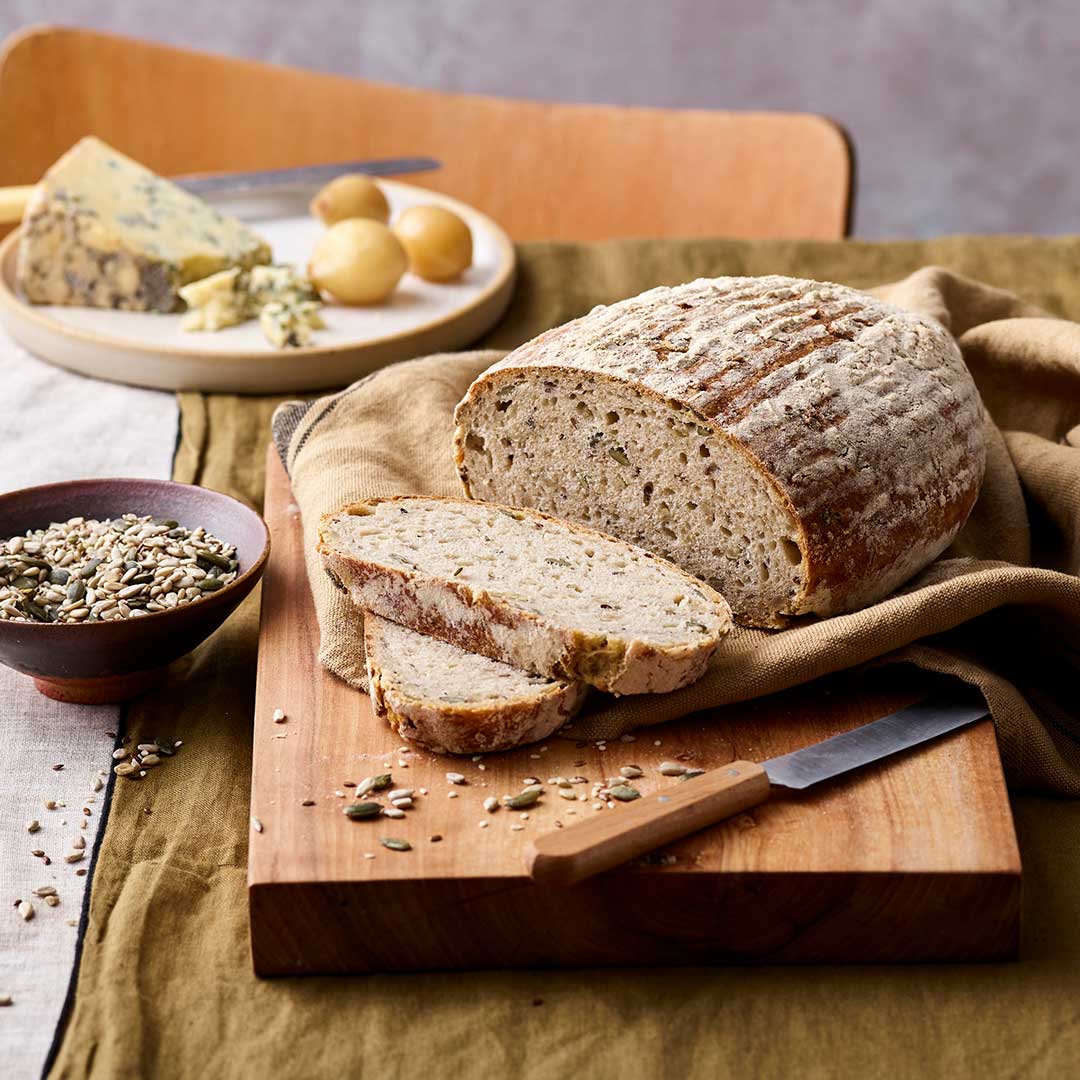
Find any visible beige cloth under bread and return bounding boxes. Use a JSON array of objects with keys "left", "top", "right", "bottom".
[{"left": 274, "top": 267, "right": 1080, "bottom": 794}]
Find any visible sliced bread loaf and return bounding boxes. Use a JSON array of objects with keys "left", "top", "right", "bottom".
[
  {"left": 453, "top": 274, "right": 986, "bottom": 627},
  {"left": 318, "top": 496, "right": 732, "bottom": 695},
  {"left": 365, "top": 613, "right": 588, "bottom": 754}
]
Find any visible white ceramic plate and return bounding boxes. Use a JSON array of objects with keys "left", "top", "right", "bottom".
[{"left": 0, "top": 180, "right": 515, "bottom": 393}]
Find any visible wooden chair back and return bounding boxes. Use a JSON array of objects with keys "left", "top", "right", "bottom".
[{"left": 0, "top": 25, "right": 852, "bottom": 241}]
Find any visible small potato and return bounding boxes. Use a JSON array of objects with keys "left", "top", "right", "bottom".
[
  {"left": 308, "top": 219, "right": 407, "bottom": 305},
  {"left": 393, "top": 205, "right": 472, "bottom": 282},
  {"left": 310, "top": 174, "right": 390, "bottom": 225}
]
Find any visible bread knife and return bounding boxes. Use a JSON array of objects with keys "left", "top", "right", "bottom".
[
  {"left": 525, "top": 689, "right": 990, "bottom": 886},
  {"left": 0, "top": 156, "right": 442, "bottom": 226}
]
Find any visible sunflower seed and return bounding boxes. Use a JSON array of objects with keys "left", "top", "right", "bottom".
[
  {"left": 658, "top": 761, "right": 688, "bottom": 776},
  {"left": 112, "top": 748, "right": 128, "bottom": 761},
  {"left": 445, "top": 772, "right": 466, "bottom": 785},
  {"left": 483, "top": 797, "right": 499, "bottom": 813},
  {"left": 619, "top": 765, "right": 644, "bottom": 779},
  {"left": 382, "top": 807, "right": 406, "bottom": 819},
  {"left": 31, "top": 886, "right": 56, "bottom": 897},
  {"left": 251, "top": 817, "right": 264, "bottom": 833},
  {"left": 379, "top": 838, "right": 411, "bottom": 852},
  {"left": 558, "top": 788, "right": 578, "bottom": 800},
  {"left": 271, "top": 708, "right": 286, "bottom": 723},
  {"left": 64, "top": 850, "right": 84, "bottom": 863},
  {"left": 70, "top": 835, "right": 85, "bottom": 850}
]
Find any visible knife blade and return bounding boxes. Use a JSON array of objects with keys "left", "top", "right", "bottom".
[
  {"left": 176, "top": 156, "right": 442, "bottom": 197},
  {"left": 525, "top": 689, "right": 990, "bottom": 886},
  {"left": 0, "top": 157, "right": 443, "bottom": 227}
]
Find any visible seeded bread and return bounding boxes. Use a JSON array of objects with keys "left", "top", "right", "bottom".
[
  {"left": 365, "top": 613, "right": 587, "bottom": 754},
  {"left": 318, "top": 496, "right": 732, "bottom": 695},
  {"left": 453, "top": 274, "right": 987, "bottom": 627}
]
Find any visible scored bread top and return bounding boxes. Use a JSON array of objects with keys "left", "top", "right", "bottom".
[
  {"left": 455, "top": 275, "right": 986, "bottom": 618},
  {"left": 319, "top": 496, "right": 732, "bottom": 694}
]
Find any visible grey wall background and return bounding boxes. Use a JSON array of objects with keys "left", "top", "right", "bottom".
[{"left": 4, "top": 1, "right": 1079, "bottom": 238}]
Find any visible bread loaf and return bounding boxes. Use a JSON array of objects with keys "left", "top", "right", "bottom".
[
  {"left": 453, "top": 275, "right": 986, "bottom": 626},
  {"left": 318, "top": 496, "right": 732, "bottom": 695},
  {"left": 365, "top": 613, "right": 587, "bottom": 754}
]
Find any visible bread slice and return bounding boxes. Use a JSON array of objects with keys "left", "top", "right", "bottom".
[
  {"left": 365, "top": 613, "right": 588, "bottom": 754},
  {"left": 453, "top": 275, "right": 986, "bottom": 627},
  {"left": 318, "top": 496, "right": 732, "bottom": 695}
]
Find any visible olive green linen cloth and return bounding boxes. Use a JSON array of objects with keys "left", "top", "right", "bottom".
[
  {"left": 276, "top": 260, "right": 1080, "bottom": 795},
  {"left": 51, "top": 236, "right": 1080, "bottom": 1079}
]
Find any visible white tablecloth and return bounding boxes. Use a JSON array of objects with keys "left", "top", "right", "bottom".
[{"left": 0, "top": 337, "right": 178, "bottom": 1079}]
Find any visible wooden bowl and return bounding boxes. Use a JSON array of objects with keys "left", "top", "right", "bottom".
[{"left": 0, "top": 478, "right": 269, "bottom": 703}]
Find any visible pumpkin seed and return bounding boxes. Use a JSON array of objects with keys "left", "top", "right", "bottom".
[
  {"left": 66, "top": 579, "right": 87, "bottom": 602},
  {"left": 679, "top": 769, "right": 706, "bottom": 781},
  {"left": 608, "top": 785, "right": 641, "bottom": 802},
  {"left": 379, "top": 838, "right": 411, "bottom": 852},
  {"left": 505, "top": 788, "right": 541, "bottom": 810},
  {"left": 10, "top": 576, "right": 36, "bottom": 593},
  {"left": 198, "top": 577, "right": 223, "bottom": 592},
  {"left": 356, "top": 774, "right": 392, "bottom": 797},
  {"left": 619, "top": 765, "right": 643, "bottom": 779}
]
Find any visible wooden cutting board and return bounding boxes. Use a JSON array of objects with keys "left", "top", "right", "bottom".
[{"left": 249, "top": 448, "right": 1021, "bottom": 974}]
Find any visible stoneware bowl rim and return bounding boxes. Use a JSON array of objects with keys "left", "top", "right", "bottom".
[{"left": 0, "top": 476, "right": 270, "bottom": 632}]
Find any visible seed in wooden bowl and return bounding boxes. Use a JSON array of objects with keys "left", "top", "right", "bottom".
[{"left": 0, "top": 514, "right": 239, "bottom": 623}]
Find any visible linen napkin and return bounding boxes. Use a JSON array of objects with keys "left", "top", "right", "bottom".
[{"left": 273, "top": 267, "right": 1080, "bottom": 794}]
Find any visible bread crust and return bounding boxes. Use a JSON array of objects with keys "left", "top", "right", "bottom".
[
  {"left": 365, "top": 614, "right": 587, "bottom": 754},
  {"left": 318, "top": 495, "right": 732, "bottom": 695},
  {"left": 454, "top": 275, "right": 986, "bottom": 622}
]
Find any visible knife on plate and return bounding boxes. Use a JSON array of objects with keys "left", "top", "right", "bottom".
[
  {"left": 0, "top": 155, "right": 442, "bottom": 225},
  {"left": 525, "top": 690, "right": 990, "bottom": 886}
]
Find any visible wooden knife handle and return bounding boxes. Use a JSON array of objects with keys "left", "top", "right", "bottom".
[
  {"left": 524, "top": 760, "right": 770, "bottom": 886},
  {"left": 0, "top": 185, "right": 33, "bottom": 226}
]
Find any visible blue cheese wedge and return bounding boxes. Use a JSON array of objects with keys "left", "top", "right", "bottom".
[{"left": 16, "top": 136, "right": 271, "bottom": 313}]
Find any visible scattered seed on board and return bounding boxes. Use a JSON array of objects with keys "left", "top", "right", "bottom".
[
  {"left": 505, "top": 788, "right": 541, "bottom": 810},
  {"left": 679, "top": 769, "right": 706, "bottom": 781},
  {"left": 44, "top": 895, "right": 60, "bottom": 908},
  {"left": 17, "top": 900, "right": 33, "bottom": 921},
  {"left": 271, "top": 708, "right": 286, "bottom": 723},
  {"left": 251, "top": 817, "right": 264, "bottom": 833},
  {"left": 387, "top": 788, "right": 413, "bottom": 801},
  {"left": 70, "top": 835, "right": 85, "bottom": 850},
  {"left": 64, "top": 850, "right": 84, "bottom": 863},
  {"left": 356, "top": 774, "right": 392, "bottom": 798},
  {"left": 26, "top": 820, "right": 39, "bottom": 833},
  {"left": 447, "top": 791, "right": 458, "bottom": 799},
  {"left": 478, "top": 821, "right": 489, "bottom": 829},
  {"left": 659, "top": 761, "right": 688, "bottom": 776},
  {"left": 558, "top": 788, "right": 578, "bottom": 801},
  {"left": 31, "top": 886, "right": 56, "bottom": 897},
  {"left": 382, "top": 807, "right": 406, "bottom": 819},
  {"left": 608, "top": 785, "right": 641, "bottom": 802},
  {"left": 344, "top": 802, "right": 382, "bottom": 820},
  {"left": 429, "top": 834, "right": 442, "bottom": 843},
  {"left": 483, "top": 797, "right": 499, "bottom": 813},
  {"left": 620, "top": 765, "right": 643, "bottom": 779},
  {"left": 380, "top": 838, "right": 411, "bottom": 852},
  {"left": 510, "top": 824, "right": 525, "bottom": 832},
  {"left": 391, "top": 797, "right": 413, "bottom": 809},
  {"left": 446, "top": 772, "right": 466, "bottom": 785}
]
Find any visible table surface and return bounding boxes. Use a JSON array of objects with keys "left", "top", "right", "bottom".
[{"left": 0, "top": 324, "right": 178, "bottom": 1080}]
